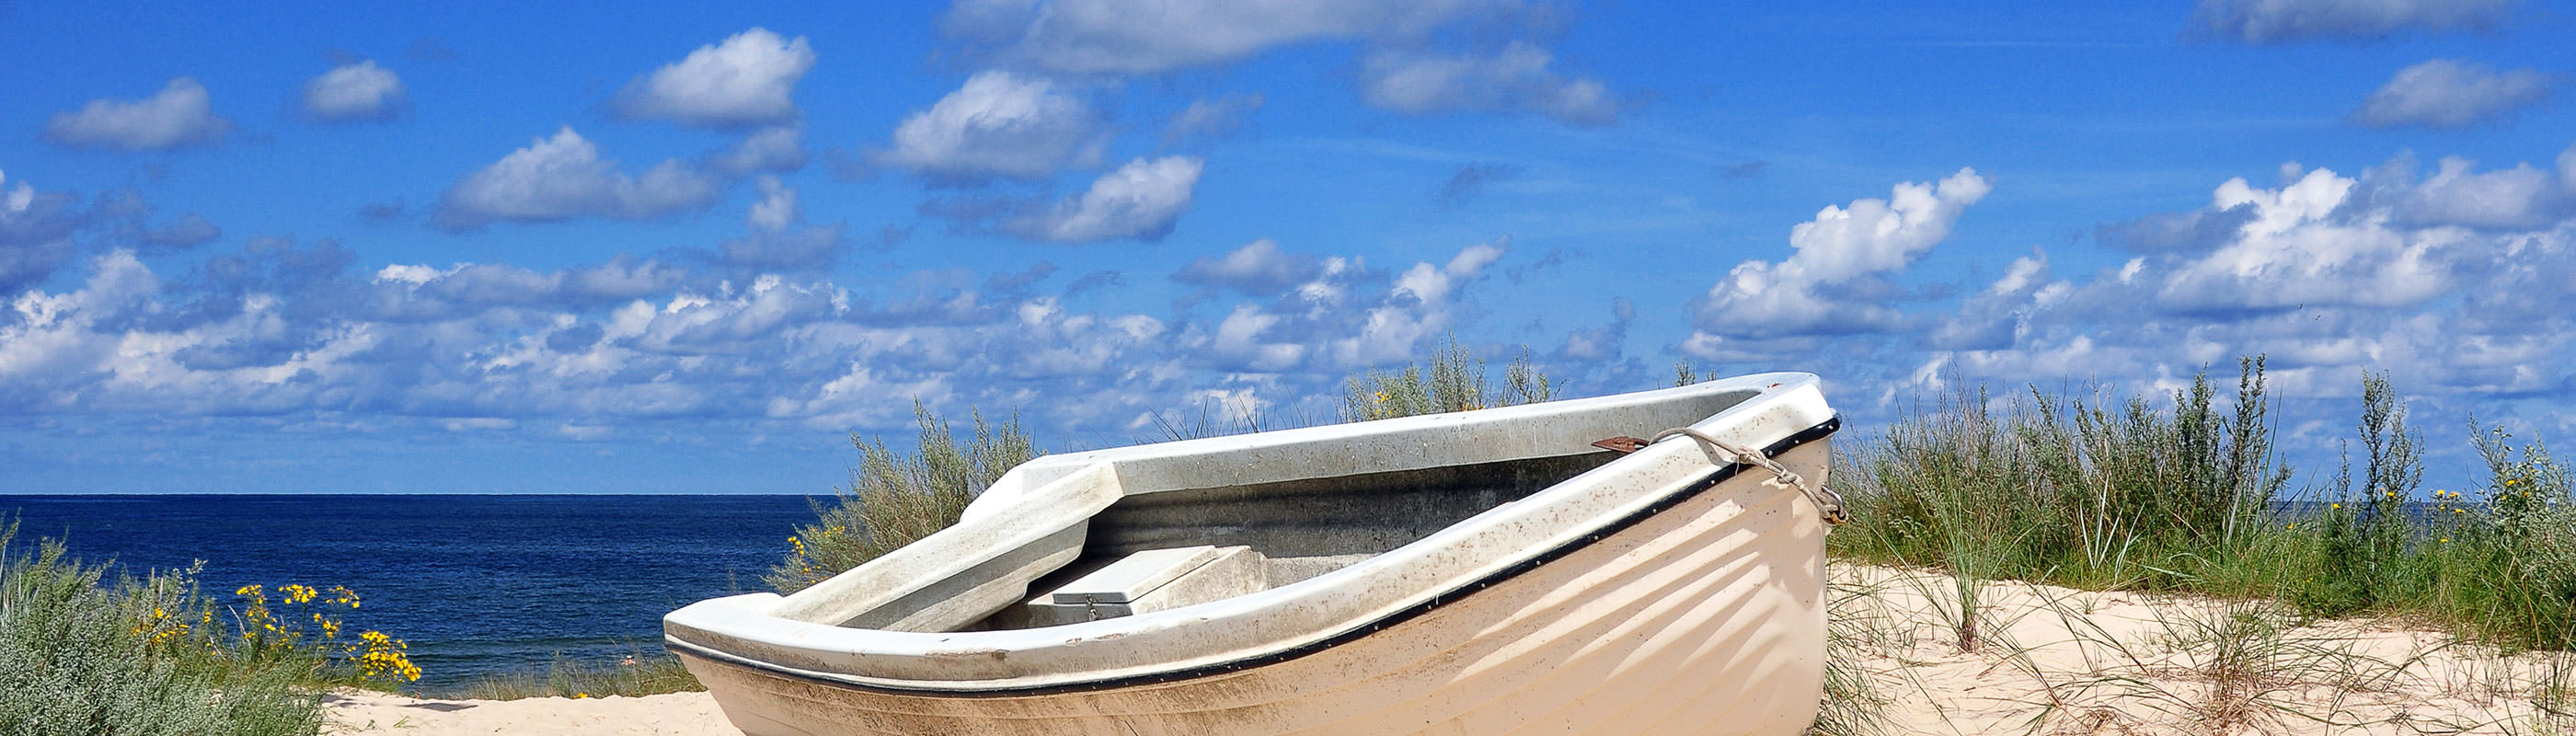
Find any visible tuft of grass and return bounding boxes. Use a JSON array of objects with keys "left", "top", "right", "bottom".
[
  {"left": 767, "top": 401, "right": 1041, "bottom": 593},
  {"left": 1811, "top": 578, "right": 1892, "bottom": 736},
  {"left": 1341, "top": 339, "right": 1555, "bottom": 421},
  {"left": 451, "top": 653, "right": 701, "bottom": 700}
]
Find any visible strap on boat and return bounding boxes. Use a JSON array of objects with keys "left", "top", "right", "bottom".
[{"left": 1649, "top": 427, "right": 1849, "bottom": 526}]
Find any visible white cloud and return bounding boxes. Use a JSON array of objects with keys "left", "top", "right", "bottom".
[
  {"left": 1174, "top": 238, "right": 1321, "bottom": 295},
  {"left": 1329, "top": 241, "right": 1504, "bottom": 365},
  {"left": 1003, "top": 156, "right": 1203, "bottom": 242},
  {"left": 1359, "top": 42, "right": 1617, "bottom": 126},
  {"left": 2352, "top": 59, "right": 2554, "bottom": 129},
  {"left": 2, "top": 169, "right": 32, "bottom": 215},
  {"left": 1907, "top": 146, "right": 2576, "bottom": 414},
  {"left": 1927, "top": 250, "right": 2061, "bottom": 351},
  {"left": 1692, "top": 168, "right": 1993, "bottom": 341},
  {"left": 719, "top": 178, "right": 845, "bottom": 270},
  {"left": 2192, "top": 0, "right": 2518, "bottom": 43},
  {"left": 706, "top": 124, "right": 808, "bottom": 177},
  {"left": 747, "top": 177, "right": 798, "bottom": 232},
  {"left": 614, "top": 28, "right": 814, "bottom": 129},
  {"left": 432, "top": 127, "right": 722, "bottom": 230},
  {"left": 2150, "top": 166, "right": 2488, "bottom": 312},
  {"left": 1, "top": 171, "right": 82, "bottom": 293},
  {"left": 880, "top": 71, "right": 1104, "bottom": 184},
  {"left": 941, "top": 0, "right": 1493, "bottom": 75},
  {"left": 1164, "top": 239, "right": 1506, "bottom": 373},
  {"left": 302, "top": 60, "right": 408, "bottom": 122},
  {"left": 2385, "top": 153, "right": 2570, "bottom": 228},
  {"left": 43, "top": 77, "right": 232, "bottom": 151}
]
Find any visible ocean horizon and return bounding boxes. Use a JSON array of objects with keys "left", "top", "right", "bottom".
[{"left": 0, "top": 493, "right": 824, "bottom": 691}]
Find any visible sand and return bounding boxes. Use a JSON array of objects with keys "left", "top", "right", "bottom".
[
  {"left": 325, "top": 565, "right": 2576, "bottom": 735},
  {"left": 1838, "top": 565, "right": 2574, "bottom": 735},
  {"left": 324, "top": 690, "right": 742, "bottom": 735}
]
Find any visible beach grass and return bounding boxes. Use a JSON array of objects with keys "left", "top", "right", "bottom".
[
  {"left": 451, "top": 653, "right": 702, "bottom": 700},
  {"left": 1341, "top": 339, "right": 1555, "bottom": 421},
  {"left": 0, "top": 521, "right": 421, "bottom": 735},
  {"left": 767, "top": 401, "right": 1041, "bottom": 593},
  {"left": 1828, "top": 358, "right": 2576, "bottom": 655}
]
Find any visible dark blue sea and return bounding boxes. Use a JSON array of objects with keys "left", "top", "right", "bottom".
[{"left": 0, "top": 494, "right": 820, "bottom": 692}]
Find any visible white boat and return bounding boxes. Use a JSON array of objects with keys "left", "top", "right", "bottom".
[{"left": 666, "top": 373, "right": 1844, "bottom": 735}]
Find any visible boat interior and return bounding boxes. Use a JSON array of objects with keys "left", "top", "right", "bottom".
[
  {"left": 969, "top": 451, "right": 1625, "bottom": 630},
  {"left": 764, "top": 384, "right": 1777, "bottom": 635}
]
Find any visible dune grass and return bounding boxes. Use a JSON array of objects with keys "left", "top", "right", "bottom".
[
  {"left": 451, "top": 653, "right": 702, "bottom": 700},
  {"left": 766, "top": 401, "right": 1040, "bottom": 593},
  {"left": 0, "top": 521, "right": 431, "bottom": 735},
  {"left": 1830, "top": 357, "right": 2576, "bottom": 656}
]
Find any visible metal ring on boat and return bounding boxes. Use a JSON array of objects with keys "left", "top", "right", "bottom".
[{"left": 1650, "top": 426, "right": 1848, "bottom": 526}]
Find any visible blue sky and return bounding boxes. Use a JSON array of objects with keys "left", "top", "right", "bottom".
[{"left": 4, "top": 0, "right": 2573, "bottom": 493}]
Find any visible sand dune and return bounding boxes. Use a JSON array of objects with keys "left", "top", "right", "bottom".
[{"left": 1839, "top": 566, "right": 2574, "bottom": 735}]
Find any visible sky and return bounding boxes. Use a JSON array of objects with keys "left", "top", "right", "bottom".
[{"left": 3, "top": 0, "right": 2574, "bottom": 494}]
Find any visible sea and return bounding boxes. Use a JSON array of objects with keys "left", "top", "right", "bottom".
[{"left": 0, "top": 494, "right": 822, "bottom": 691}]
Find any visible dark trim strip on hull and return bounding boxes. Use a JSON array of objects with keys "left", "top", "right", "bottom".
[{"left": 670, "top": 415, "right": 1844, "bottom": 697}]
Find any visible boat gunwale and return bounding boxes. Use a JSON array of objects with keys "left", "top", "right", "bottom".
[{"left": 667, "top": 414, "right": 1840, "bottom": 697}]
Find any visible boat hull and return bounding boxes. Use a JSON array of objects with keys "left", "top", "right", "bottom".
[{"left": 676, "top": 440, "right": 1829, "bottom": 735}]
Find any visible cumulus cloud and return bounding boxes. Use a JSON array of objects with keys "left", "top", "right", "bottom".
[
  {"left": 1926, "top": 251, "right": 2060, "bottom": 351},
  {"left": 706, "top": 124, "right": 808, "bottom": 177},
  {"left": 1359, "top": 42, "right": 1617, "bottom": 126},
  {"left": 43, "top": 77, "right": 233, "bottom": 151},
  {"left": 2126, "top": 152, "right": 2576, "bottom": 316},
  {"left": 2368, "top": 150, "right": 2574, "bottom": 229},
  {"left": 0, "top": 213, "right": 1524, "bottom": 454},
  {"left": 1901, "top": 145, "right": 2576, "bottom": 410},
  {"left": 302, "top": 60, "right": 408, "bottom": 122},
  {"left": 715, "top": 177, "right": 846, "bottom": 270},
  {"left": 1556, "top": 296, "right": 1633, "bottom": 362},
  {"left": 1181, "top": 239, "right": 1505, "bottom": 372},
  {"left": 1691, "top": 168, "right": 1993, "bottom": 344},
  {"left": 2352, "top": 60, "right": 2554, "bottom": 129},
  {"left": 613, "top": 28, "right": 814, "bottom": 129},
  {"left": 941, "top": 0, "right": 1492, "bottom": 75},
  {"left": 879, "top": 71, "right": 1104, "bottom": 184},
  {"left": 1331, "top": 241, "right": 1505, "bottom": 365},
  {"left": 2097, "top": 202, "right": 2259, "bottom": 253},
  {"left": 1000, "top": 156, "right": 1203, "bottom": 242},
  {"left": 1, "top": 169, "right": 85, "bottom": 294},
  {"left": 2191, "top": 0, "right": 2518, "bottom": 42},
  {"left": 1174, "top": 238, "right": 1322, "bottom": 295},
  {"left": 432, "top": 127, "right": 722, "bottom": 230}
]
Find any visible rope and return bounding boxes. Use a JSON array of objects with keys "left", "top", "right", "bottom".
[{"left": 1650, "top": 427, "right": 1848, "bottom": 526}]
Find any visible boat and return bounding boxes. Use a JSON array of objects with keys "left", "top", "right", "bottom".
[{"left": 665, "top": 372, "right": 1845, "bottom": 735}]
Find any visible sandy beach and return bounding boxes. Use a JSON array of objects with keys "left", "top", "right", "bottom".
[
  {"left": 324, "top": 565, "right": 2576, "bottom": 735},
  {"left": 325, "top": 691, "right": 742, "bottom": 736},
  {"left": 1836, "top": 566, "right": 2572, "bottom": 735}
]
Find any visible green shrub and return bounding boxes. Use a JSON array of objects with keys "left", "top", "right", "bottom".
[
  {"left": 768, "top": 402, "right": 1040, "bottom": 592},
  {"left": 0, "top": 523, "right": 326, "bottom": 736}
]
